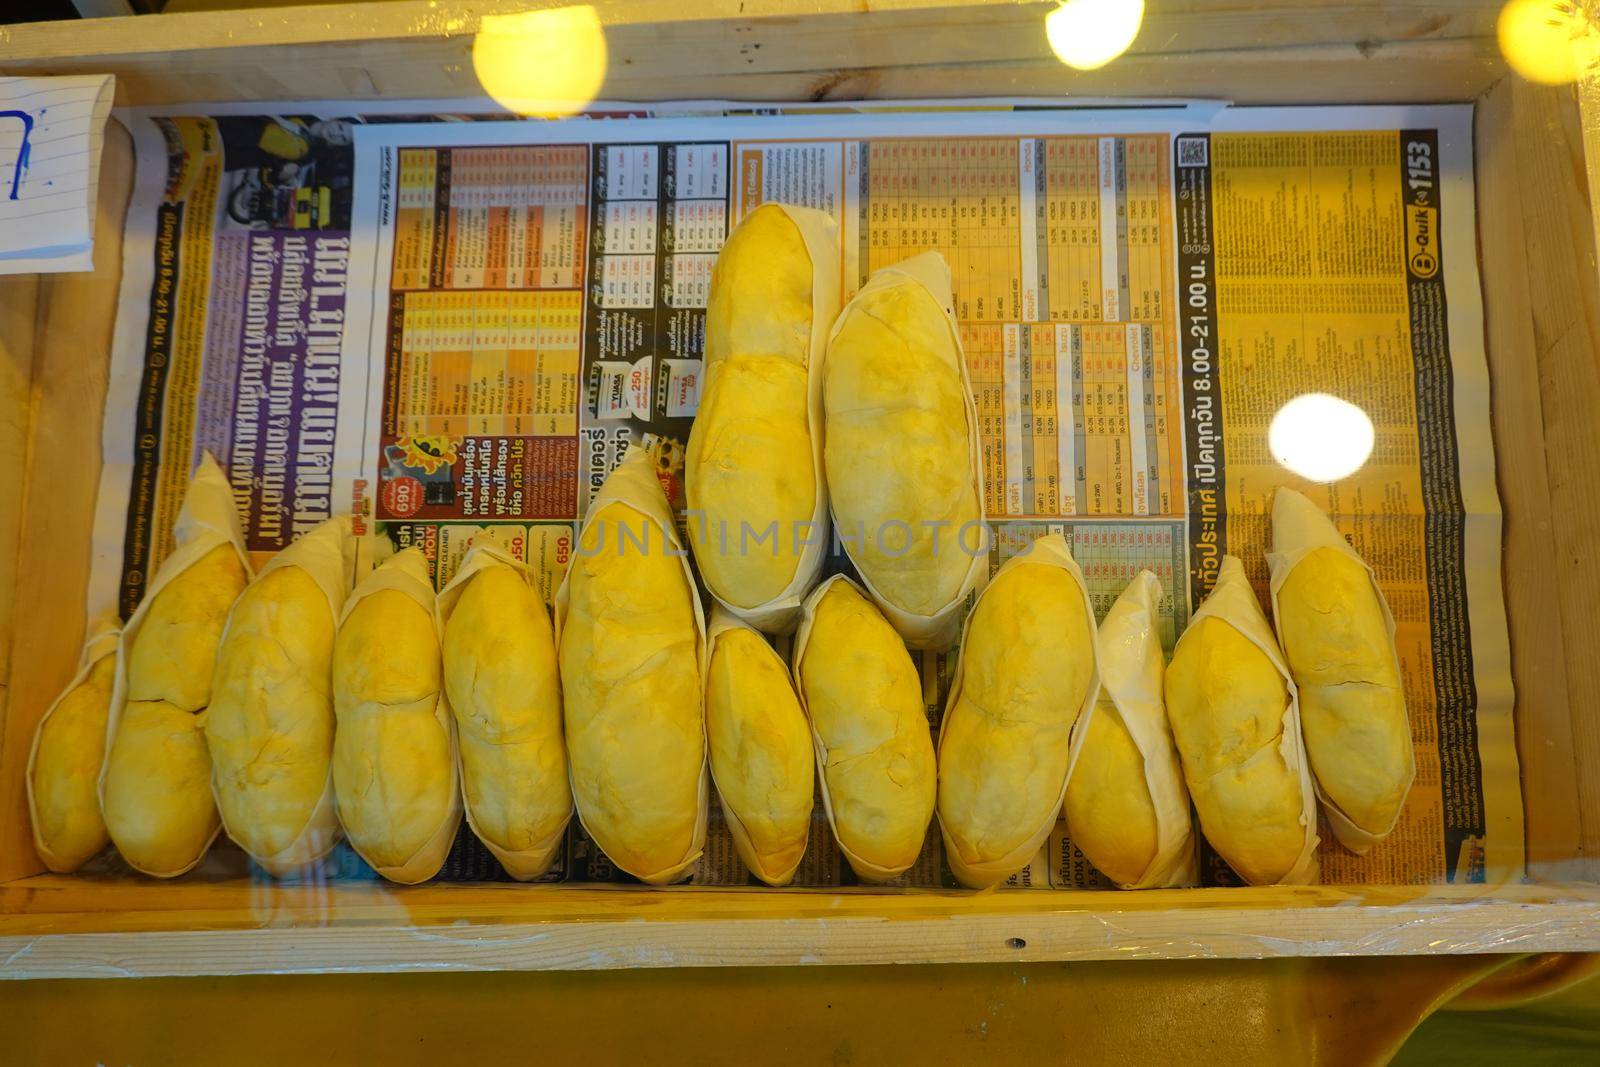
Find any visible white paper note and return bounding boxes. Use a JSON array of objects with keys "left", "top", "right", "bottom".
[{"left": 0, "top": 74, "right": 115, "bottom": 273}]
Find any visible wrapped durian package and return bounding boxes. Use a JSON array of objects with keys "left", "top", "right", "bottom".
[
  {"left": 936, "top": 534, "right": 1098, "bottom": 890},
  {"left": 823, "top": 251, "right": 986, "bottom": 650},
  {"left": 794, "top": 575, "right": 935, "bottom": 881},
  {"left": 205, "top": 516, "right": 352, "bottom": 876},
  {"left": 686, "top": 203, "right": 841, "bottom": 632},
  {"left": 556, "top": 447, "right": 707, "bottom": 885},
  {"left": 704, "top": 608, "right": 815, "bottom": 885},
  {"left": 28, "top": 614, "right": 120, "bottom": 873},
  {"left": 439, "top": 542, "right": 572, "bottom": 881},
  {"left": 1268, "top": 487, "right": 1415, "bottom": 853},
  {"left": 100, "top": 453, "right": 251, "bottom": 878},
  {"left": 332, "top": 547, "right": 462, "bottom": 884},
  {"left": 1165, "top": 555, "right": 1319, "bottom": 886},
  {"left": 1063, "top": 570, "right": 1198, "bottom": 889}
]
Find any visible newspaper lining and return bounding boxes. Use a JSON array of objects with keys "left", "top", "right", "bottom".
[{"left": 90, "top": 100, "right": 1520, "bottom": 888}]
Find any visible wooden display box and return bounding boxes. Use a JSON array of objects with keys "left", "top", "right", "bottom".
[{"left": 2, "top": 0, "right": 1599, "bottom": 978}]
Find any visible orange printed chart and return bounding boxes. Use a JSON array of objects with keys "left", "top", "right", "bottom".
[{"left": 377, "top": 145, "right": 588, "bottom": 524}]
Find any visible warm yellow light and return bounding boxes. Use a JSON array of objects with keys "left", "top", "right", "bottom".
[
  {"left": 1045, "top": 0, "right": 1146, "bottom": 71},
  {"left": 1498, "top": 0, "right": 1586, "bottom": 85},
  {"left": 472, "top": 7, "right": 607, "bottom": 118},
  {"left": 1268, "top": 394, "right": 1375, "bottom": 483}
]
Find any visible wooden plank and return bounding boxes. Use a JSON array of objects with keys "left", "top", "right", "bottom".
[
  {"left": 0, "top": 1, "right": 1507, "bottom": 107},
  {"left": 0, "top": 275, "right": 41, "bottom": 792},
  {"left": 1474, "top": 78, "right": 1585, "bottom": 881},
  {"left": 0, "top": 121, "right": 135, "bottom": 886},
  {"left": 1499, "top": 79, "right": 1600, "bottom": 884},
  {"left": 0, "top": 881, "right": 1595, "bottom": 977}
]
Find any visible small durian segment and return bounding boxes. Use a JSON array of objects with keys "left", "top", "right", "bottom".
[
  {"left": 206, "top": 516, "right": 350, "bottom": 875},
  {"left": 704, "top": 610, "right": 814, "bottom": 886},
  {"left": 101, "top": 453, "right": 250, "bottom": 878},
  {"left": 1269, "top": 487, "right": 1414, "bottom": 852},
  {"left": 795, "top": 576, "right": 935, "bottom": 881},
  {"left": 823, "top": 251, "right": 984, "bottom": 649},
  {"left": 1063, "top": 570, "right": 1196, "bottom": 890},
  {"left": 29, "top": 619, "right": 120, "bottom": 873},
  {"left": 688, "top": 204, "right": 839, "bottom": 630},
  {"left": 557, "top": 448, "right": 707, "bottom": 885},
  {"left": 936, "top": 534, "right": 1097, "bottom": 889},
  {"left": 441, "top": 545, "right": 571, "bottom": 881},
  {"left": 1164, "top": 555, "right": 1319, "bottom": 886},
  {"left": 1065, "top": 705, "right": 1157, "bottom": 886},
  {"left": 332, "top": 547, "right": 461, "bottom": 884}
]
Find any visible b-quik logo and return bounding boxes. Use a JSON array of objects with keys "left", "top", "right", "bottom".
[{"left": 1406, "top": 203, "right": 1439, "bottom": 280}]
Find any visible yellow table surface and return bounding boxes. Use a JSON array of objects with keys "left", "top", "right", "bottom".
[{"left": 4, "top": 954, "right": 1595, "bottom": 1064}]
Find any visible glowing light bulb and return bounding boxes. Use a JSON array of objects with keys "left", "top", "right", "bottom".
[
  {"left": 472, "top": 7, "right": 607, "bottom": 118},
  {"left": 1497, "top": 0, "right": 1586, "bottom": 85},
  {"left": 1045, "top": 0, "right": 1146, "bottom": 71},
  {"left": 1268, "top": 394, "right": 1375, "bottom": 483}
]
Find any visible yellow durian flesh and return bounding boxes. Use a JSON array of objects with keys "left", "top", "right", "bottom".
[
  {"left": 705, "top": 627, "right": 814, "bottom": 885},
  {"left": 799, "top": 581, "right": 935, "bottom": 878},
  {"left": 824, "top": 276, "right": 979, "bottom": 619},
  {"left": 561, "top": 502, "right": 703, "bottom": 882},
  {"left": 937, "top": 564, "right": 1093, "bottom": 883},
  {"left": 332, "top": 575, "right": 452, "bottom": 874},
  {"left": 443, "top": 562, "right": 570, "bottom": 879},
  {"left": 1063, "top": 700, "right": 1159, "bottom": 887},
  {"left": 102, "top": 699, "right": 221, "bottom": 877},
  {"left": 31, "top": 654, "right": 116, "bottom": 872},
  {"left": 1277, "top": 546, "right": 1410, "bottom": 836},
  {"left": 688, "top": 205, "right": 817, "bottom": 612},
  {"left": 104, "top": 542, "right": 246, "bottom": 876},
  {"left": 1165, "top": 617, "right": 1306, "bottom": 886},
  {"left": 705, "top": 203, "right": 813, "bottom": 363},
  {"left": 125, "top": 543, "right": 248, "bottom": 710},
  {"left": 205, "top": 565, "right": 337, "bottom": 864}
]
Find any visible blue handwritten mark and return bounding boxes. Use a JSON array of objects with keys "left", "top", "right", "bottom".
[{"left": 0, "top": 109, "right": 35, "bottom": 201}]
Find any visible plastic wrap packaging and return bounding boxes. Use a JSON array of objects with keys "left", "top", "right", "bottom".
[
  {"left": 1064, "top": 570, "right": 1199, "bottom": 889},
  {"left": 823, "top": 251, "right": 986, "bottom": 650},
  {"left": 1166, "top": 555, "right": 1319, "bottom": 886},
  {"left": 332, "top": 547, "right": 462, "bottom": 885},
  {"left": 438, "top": 541, "right": 572, "bottom": 881},
  {"left": 703, "top": 607, "right": 815, "bottom": 886},
  {"left": 1268, "top": 487, "right": 1415, "bottom": 853},
  {"left": 100, "top": 452, "right": 251, "bottom": 878},
  {"left": 936, "top": 534, "right": 1099, "bottom": 889},
  {"left": 555, "top": 447, "right": 708, "bottom": 885},
  {"left": 687, "top": 202, "right": 841, "bottom": 633},
  {"left": 793, "top": 574, "right": 936, "bottom": 881},
  {"left": 28, "top": 614, "right": 120, "bottom": 873},
  {"left": 205, "top": 516, "right": 352, "bottom": 876}
]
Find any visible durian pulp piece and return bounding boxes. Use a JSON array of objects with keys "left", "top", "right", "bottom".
[
  {"left": 101, "top": 453, "right": 250, "bottom": 878},
  {"left": 440, "top": 544, "right": 572, "bottom": 881},
  {"left": 28, "top": 617, "right": 120, "bottom": 873},
  {"left": 1164, "top": 556, "right": 1319, "bottom": 886},
  {"left": 687, "top": 203, "right": 839, "bottom": 631},
  {"left": 1062, "top": 569, "right": 1198, "bottom": 890},
  {"left": 1269, "top": 487, "right": 1414, "bottom": 852},
  {"left": 332, "top": 547, "right": 462, "bottom": 884},
  {"left": 704, "top": 609, "right": 814, "bottom": 886},
  {"left": 936, "top": 534, "right": 1097, "bottom": 890},
  {"left": 823, "top": 251, "right": 985, "bottom": 649},
  {"left": 556, "top": 448, "right": 707, "bottom": 885},
  {"left": 206, "top": 515, "right": 351, "bottom": 875},
  {"left": 794, "top": 576, "right": 935, "bottom": 881}
]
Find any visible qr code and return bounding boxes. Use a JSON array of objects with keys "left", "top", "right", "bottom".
[{"left": 1178, "top": 137, "right": 1208, "bottom": 167}]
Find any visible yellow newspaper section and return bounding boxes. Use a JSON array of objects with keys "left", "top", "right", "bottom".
[{"left": 1209, "top": 131, "right": 1450, "bottom": 885}]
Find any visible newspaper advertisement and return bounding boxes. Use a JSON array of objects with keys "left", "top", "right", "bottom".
[{"left": 94, "top": 102, "right": 1519, "bottom": 890}]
